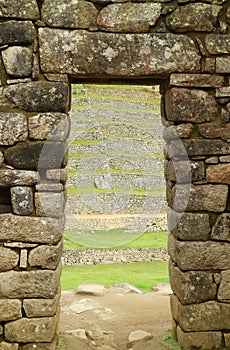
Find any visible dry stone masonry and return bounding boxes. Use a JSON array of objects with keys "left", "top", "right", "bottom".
[{"left": 0, "top": 0, "right": 230, "bottom": 349}]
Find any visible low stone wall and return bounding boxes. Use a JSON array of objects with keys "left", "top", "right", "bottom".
[{"left": 63, "top": 247, "right": 168, "bottom": 265}]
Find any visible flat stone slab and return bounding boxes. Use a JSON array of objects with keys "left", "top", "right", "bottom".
[
  {"left": 39, "top": 29, "right": 200, "bottom": 77},
  {"left": 76, "top": 284, "right": 106, "bottom": 297}
]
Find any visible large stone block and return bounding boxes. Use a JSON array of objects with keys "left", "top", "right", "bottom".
[
  {"left": 165, "top": 88, "right": 219, "bottom": 123},
  {"left": 0, "top": 247, "right": 19, "bottom": 272},
  {"left": 35, "top": 192, "right": 65, "bottom": 218},
  {"left": 0, "top": 299, "right": 22, "bottom": 322},
  {"left": 171, "top": 212, "right": 210, "bottom": 241},
  {"left": 5, "top": 141, "right": 68, "bottom": 170},
  {"left": 5, "top": 317, "right": 57, "bottom": 343},
  {"left": 28, "top": 113, "right": 70, "bottom": 141},
  {"left": 97, "top": 3, "right": 161, "bottom": 32},
  {"left": 218, "top": 270, "right": 230, "bottom": 301},
  {"left": 23, "top": 295, "right": 59, "bottom": 317},
  {"left": 177, "top": 300, "right": 230, "bottom": 331},
  {"left": 0, "top": 0, "right": 39, "bottom": 19},
  {"left": 169, "top": 261, "right": 217, "bottom": 304},
  {"left": 2, "top": 47, "right": 32, "bottom": 78},
  {"left": 205, "top": 34, "right": 230, "bottom": 54},
  {"left": 11, "top": 186, "right": 33, "bottom": 216},
  {"left": 177, "top": 327, "right": 222, "bottom": 350},
  {"left": 206, "top": 164, "right": 230, "bottom": 184},
  {"left": 211, "top": 213, "right": 230, "bottom": 242},
  {"left": 2, "top": 82, "right": 69, "bottom": 113},
  {"left": 39, "top": 29, "right": 200, "bottom": 76},
  {"left": 166, "top": 4, "right": 221, "bottom": 32},
  {"left": 168, "top": 234, "right": 230, "bottom": 271},
  {"left": 0, "top": 343, "right": 19, "bottom": 350},
  {"left": 42, "top": 0, "right": 98, "bottom": 28},
  {"left": 169, "top": 139, "right": 230, "bottom": 157},
  {"left": 0, "top": 21, "right": 34, "bottom": 46},
  {"left": 216, "top": 57, "right": 230, "bottom": 73},
  {"left": 199, "top": 123, "right": 230, "bottom": 142},
  {"left": 0, "top": 214, "right": 64, "bottom": 244},
  {"left": 0, "top": 170, "right": 39, "bottom": 187},
  {"left": 0, "top": 264, "right": 61, "bottom": 298},
  {"left": 0, "top": 113, "right": 27, "bottom": 145},
  {"left": 169, "top": 73, "right": 224, "bottom": 88},
  {"left": 171, "top": 184, "right": 228, "bottom": 212},
  {"left": 166, "top": 160, "right": 205, "bottom": 183},
  {"left": 28, "top": 242, "right": 63, "bottom": 270}
]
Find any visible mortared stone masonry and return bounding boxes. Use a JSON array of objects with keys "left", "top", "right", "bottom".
[{"left": 0, "top": 0, "right": 230, "bottom": 348}]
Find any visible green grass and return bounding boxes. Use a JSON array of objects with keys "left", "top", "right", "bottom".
[
  {"left": 61, "top": 261, "right": 169, "bottom": 292},
  {"left": 71, "top": 104, "right": 160, "bottom": 114},
  {"left": 72, "top": 92, "right": 161, "bottom": 104},
  {"left": 162, "top": 332, "right": 181, "bottom": 350},
  {"left": 67, "top": 187, "right": 165, "bottom": 195},
  {"left": 64, "top": 230, "right": 168, "bottom": 250}
]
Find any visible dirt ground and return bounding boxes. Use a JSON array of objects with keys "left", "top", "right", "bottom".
[{"left": 59, "top": 283, "right": 172, "bottom": 350}]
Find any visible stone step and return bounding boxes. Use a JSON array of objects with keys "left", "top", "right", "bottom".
[
  {"left": 68, "top": 173, "right": 166, "bottom": 191},
  {"left": 65, "top": 192, "right": 167, "bottom": 215},
  {"left": 65, "top": 213, "right": 167, "bottom": 232}
]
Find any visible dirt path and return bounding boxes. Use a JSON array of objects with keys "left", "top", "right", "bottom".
[{"left": 59, "top": 284, "right": 172, "bottom": 350}]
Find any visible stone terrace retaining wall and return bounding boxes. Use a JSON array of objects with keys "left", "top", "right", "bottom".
[{"left": 0, "top": 1, "right": 230, "bottom": 349}]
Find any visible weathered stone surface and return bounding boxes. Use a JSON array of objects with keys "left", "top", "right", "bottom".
[
  {"left": 199, "top": 123, "right": 230, "bottom": 142},
  {"left": 211, "top": 213, "right": 230, "bottom": 242},
  {"left": 5, "top": 317, "right": 57, "bottom": 343},
  {"left": 169, "top": 74, "right": 224, "bottom": 87},
  {"left": 220, "top": 155, "right": 230, "bottom": 162},
  {"left": 46, "top": 168, "right": 68, "bottom": 184},
  {"left": 0, "top": 214, "right": 64, "bottom": 244},
  {"left": 11, "top": 186, "right": 33, "bottom": 215},
  {"left": 169, "top": 261, "right": 217, "bottom": 304},
  {"left": 128, "top": 330, "right": 152, "bottom": 343},
  {"left": 0, "top": 299, "right": 21, "bottom": 322},
  {"left": 178, "top": 300, "right": 230, "bottom": 331},
  {"left": 39, "top": 29, "right": 200, "bottom": 76},
  {"left": 35, "top": 192, "right": 65, "bottom": 218},
  {"left": 166, "top": 160, "right": 205, "bottom": 183},
  {"left": 0, "top": 247, "right": 19, "bottom": 272},
  {"left": 227, "top": 8, "right": 230, "bottom": 23},
  {"left": 97, "top": 3, "right": 161, "bottom": 33},
  {"left": 177, "top": 327, "right": 222, "bottom": 350},
  {"left": 205, "top": 34, "right": 230, "bottom": 54},
  {"left": 218, "top": 270, "right": 230, "bottom": 301},
  {"left": 5, "top": 141, "right": 67, "bottom": 170},
  {"left": 206, "top": 164, "right": 230, "bottom": 184},
  {"left": 20, "top": 249, "right": 28, "bottom": 269},
  {"left": 0, "top": 113, "right": 27, "bottom": 145},
  {"left": 36, "top": 184, "right": 64, "bottom": 192},
  {"left": 163, "top": 124, "right": 193, "bottom": 140},
  {"left": 0, "top": 151, "right": 4, "bottom": 167},
  {"left": 171, "top": 184, "right": 228, "bottom": 212},
  {"left": 216, "top": 86, "right": 230, "bottom": 98},
  {"left": 0, "top": 0, "right": 39, "bottom": 19},
  {"left": 0, "top": 170, "right": 39, "bottom": 186},
  {"left": 0, "top": 343, "right": 19, "bottom": 350},
  {"left": 0, "top": 265, "right": 61, "bottom": 298},
  {"left": 76, "top": 284, "right": 106, "bottom": 296},
  {"left": 216, "top": 57, "right": 230, "bottom": 73},
  {"left": 2, "top": 47, "right": 32, "bottom": 78},
  {"left": 166, "top": 4, "right": 221, "bottom": 32},
  {"left": 224, "top": 333, "right": 230, "bottom": 348},
  {"left": 28, "top": 113, "right": 70, "bottom": 141},
  {"left": 171, "top": 212, "right": 210, "bottom": 240},
  {"left": 42, "top": 0, "right": 98, "bottom": 28},
  {"left": 22, "top": 338, "right": 57, "bottom": 350},
  {"left": 165, "top": 88, "right": 219, "bottom": 123},
  {"left": 3, "top": 82, "right": 69, "bottom": 112},
  {"left": 23, "top": 295, "right": 59, "bottom": 317},
  {"left": 29, "top": 242, "right": 63, "bottom": 270},
  {"left": 169, "top": 139, "right": 230, "bottom": 158},
  {"left": 168, "top": 234, "right": 230, "bottom": 271}
]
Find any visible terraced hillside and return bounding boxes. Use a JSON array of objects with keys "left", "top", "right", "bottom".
[{"left": 65, "top": 85, "right": 167, "bottom": 242}]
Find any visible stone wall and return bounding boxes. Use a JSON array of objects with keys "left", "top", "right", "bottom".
[{"left": 0, "top": 0, "right": 230, "bottom": 349}]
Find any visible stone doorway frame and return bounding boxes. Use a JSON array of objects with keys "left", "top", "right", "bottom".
[{"left": 0, "top": 1, "right": 230, "bottom": 349}]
